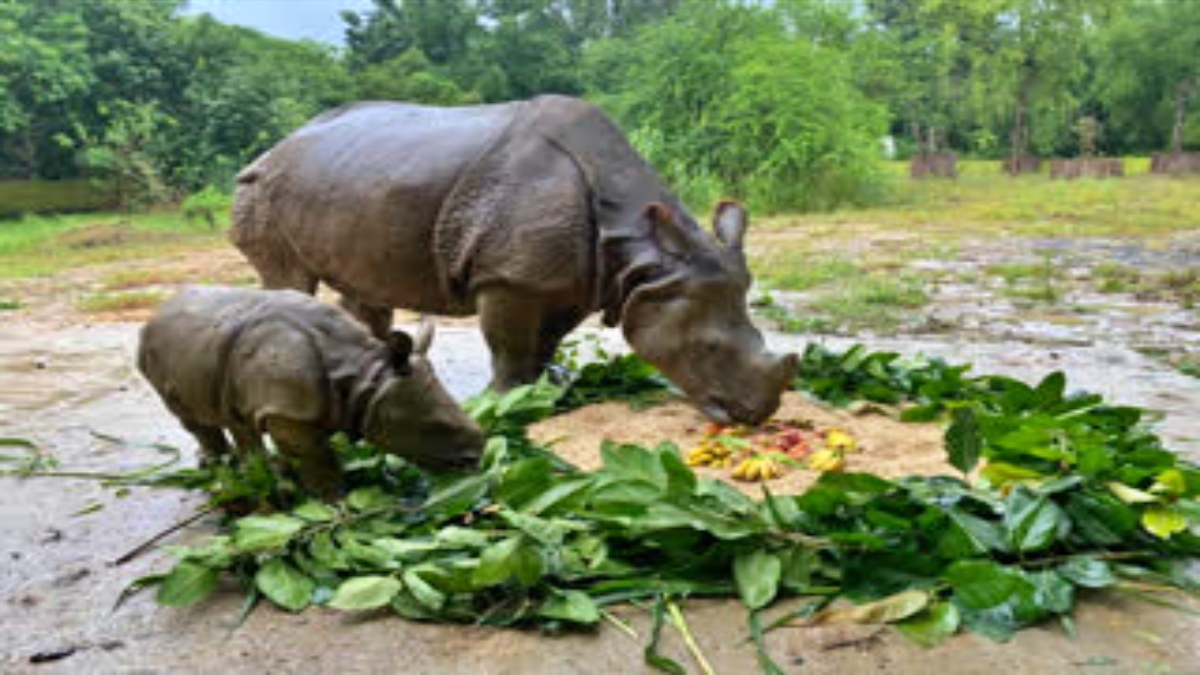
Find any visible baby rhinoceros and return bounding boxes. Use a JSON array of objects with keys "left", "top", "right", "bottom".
[{"left": 138, "top": 285, "right": 485, "bottom": 499}]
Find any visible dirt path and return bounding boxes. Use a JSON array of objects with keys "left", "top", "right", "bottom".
[{"left": 2, "top": 247, "right": 1199, "bottom": 673}]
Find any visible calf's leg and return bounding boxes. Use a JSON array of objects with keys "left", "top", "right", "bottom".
[{"left": 265, "top": 417, "right": 343, "bottom": 501}]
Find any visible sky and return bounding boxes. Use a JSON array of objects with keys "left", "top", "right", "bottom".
[{"left": 183, "top": 0, "right": 376, "bottom": 45}]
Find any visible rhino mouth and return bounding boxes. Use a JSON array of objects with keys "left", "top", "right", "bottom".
[{"left": 701, "top": 396, "right": 765, "bottom": 426}]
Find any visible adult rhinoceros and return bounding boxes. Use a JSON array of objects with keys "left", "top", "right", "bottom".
[{"left": 231, "top": 95, "right": 796, "bottom": 425}]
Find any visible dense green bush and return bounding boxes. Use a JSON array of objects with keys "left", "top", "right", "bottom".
[{"left": 586, "top": 2, "right": 888, "bottom": 213}]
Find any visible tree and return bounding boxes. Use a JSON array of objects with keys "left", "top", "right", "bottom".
[
  {"left": 0, "top": 1, "right": 93, "bottom": 178},
  {"left": 1096, "top": 1, "right": 1200, "bottom": 153}
]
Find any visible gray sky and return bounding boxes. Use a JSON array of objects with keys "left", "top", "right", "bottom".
[{"left": 183, "top": 0, "right": 376, "bottom": 45}]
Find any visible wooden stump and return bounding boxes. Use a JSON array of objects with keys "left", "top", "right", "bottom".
[
  {"left": 1150, "top": 152, "right": 1200, "bottom": 174},
  {"left": 1049, "top": 158, "right": 1124, "bottom": 179},
  {"left": 910, "top": 153, "right": 958, "bottom": 178},
  {"left": 1003, "top": 155, "right": 1042, "bottom": 175}
]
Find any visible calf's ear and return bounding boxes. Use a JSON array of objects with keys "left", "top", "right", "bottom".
[{"left": 387, "top": 330, "right": 414, "bottom": 373}]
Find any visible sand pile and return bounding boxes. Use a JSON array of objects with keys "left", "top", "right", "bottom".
[{"left": 529, "top": 391, "right": 953, "bottom": 495}]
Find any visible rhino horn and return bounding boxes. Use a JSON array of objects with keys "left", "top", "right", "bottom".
[{"left": 414, "top": 316, "right": 435, "bottom": 356}]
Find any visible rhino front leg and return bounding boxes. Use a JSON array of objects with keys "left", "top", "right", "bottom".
[
  {"left": 182, "top": 420, "right": 231, "bottom": 467},
  {"left": 264, "top": 417, "right": 343, "bottom": 501},
  {"left": 478, "top": 289, "right": 585, "bottom": 391},
  {"left": 339, "top": 296, "right": 393, "bottom": 340}
]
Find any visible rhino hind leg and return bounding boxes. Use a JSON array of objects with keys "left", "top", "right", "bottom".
[
  {"left": 264, "top": 417, "right": 343, "bottom": 501},
  {"left": 339, "top": 296, "right": 393, "bottom": 340},
  {"left": 479, "top": 289, "right": 586, "bottom": 391}
]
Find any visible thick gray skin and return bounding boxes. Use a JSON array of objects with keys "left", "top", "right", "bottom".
[
  {"left": 137, "top": 286, "right": 484, "bottom": 500},
  {"left": 232, "top": 95, "right": 797, "bottom": 425}
]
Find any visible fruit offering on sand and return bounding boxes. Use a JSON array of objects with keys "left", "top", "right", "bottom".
[{"left": 686, "top": 420, "right": 859, "bottom": 482}]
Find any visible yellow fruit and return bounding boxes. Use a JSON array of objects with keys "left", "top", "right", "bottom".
[
  {"left": 732, "top": 455, "right": 784, "bottom": 482},
  {"left": 826, "top": 429, "right": 857, "bottom": 453},
  {"left": 808, "top": 449, "right": 845, "bottom": 472}
]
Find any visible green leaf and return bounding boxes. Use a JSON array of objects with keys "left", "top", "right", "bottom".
[
  {"left": 810, "top": 590, "right": 929, "bottom": 625},
  {"left": 403, "top": 567, "right": 446, "bottom": 610},
  {"left": 254, "top": 559, "right": 314, "bottom": 612},
  {"left": 946, "top": 509, "right": 1008, "bottom": 554},
  {"left": 157, "top": 560, "right": 219, "bottom": 607},
  {"left": 980, "top": 462, "right": 1044, "bottom": 488},
  {"left": 539, "top": 589, "right": 600, "bottom": 625},
  {"left": 1142, "top": 506, "right": 1188, "bottom": 540},
  {"left": 1057, "top": 558, "right": 1116, "bottom": 589},
  {"left": 346, "top": 486, "right": 394, "bottom": 512},
  {"left": 748, "top": 610, "right": 785, "bottom": 675},
  {"left": 643, "top": 596, "right": 687, "bottom": 675},
  {"left": 327, "top": 576, "right": 402, "bottom": 611},
  {"left": 473, "top": 536, "right": 542, "bottom": 588},
  {"left": 1065, "top": 492, "right": 1136, "bottom": 546},
  {"left": 1004, "top": 489, "right": 1068, "bottom": 553},
  {"left": 1028, "top": 570, "right": 1074, "bottom": 613},
  {"left": 944, "top": 561, "right": 1023, "bottom": 609},
  {"left": 734, "top": 550, "right": 781, "bottom": 610},
  {"left": 896, "top": 602, "right": 961, "bottom": 648},
  {"left": 1108, "top": 482, "right": 1158, "bottom": 504},
  {"left": 292, "top": 501, "right": 336, "bottom": 523},
  {"left": 233, "top": 514, "right": 305, "bottom": 552},
  {"left": 945, "top": 406, "right": 982, "bottom": 475}
]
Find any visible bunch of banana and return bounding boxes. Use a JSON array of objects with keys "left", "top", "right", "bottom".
[
  {"left": 686, "top": 439, "right": 734, "bottom": 468},
  {"left": 807, "top": 448, "right": 846, "bottom": 472},
  {"left": 732, "top": 454, "right": 786, "bottom": 482}
]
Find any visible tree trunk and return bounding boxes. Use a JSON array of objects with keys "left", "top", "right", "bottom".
[{"left": 1171, "top": 81, "right": 1190, "bottom": 154}]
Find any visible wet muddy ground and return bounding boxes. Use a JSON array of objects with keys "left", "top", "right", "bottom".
[{"left": 2, "top": 243, "right": 1199, "bottom": 673}]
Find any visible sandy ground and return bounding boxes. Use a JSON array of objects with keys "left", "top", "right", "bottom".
[
  {"left": 2, "top": 248, "right": 1200, "bottom": 673},
  {"left": 531, "top": 394, "right": 950, "bottom": 496}
]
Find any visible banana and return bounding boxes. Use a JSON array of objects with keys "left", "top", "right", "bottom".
[
  {"left": 826, "top": 429, "right": 857, "bottom": 453},
  {"left": 732, "top": 455, "right": 785, "bottom": 482},
  {"left": 808, "top": 449, "right": 845, "bottom": 472}
]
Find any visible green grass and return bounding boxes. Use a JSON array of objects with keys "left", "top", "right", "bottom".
[
  {"left": 753, "top": 252, "right": 860, "bottom": 291},
  {"left": 77, "top": 290, "right": 168, "bottom": 313},
  {"left": 0, "top": 179, "right": 114, "bottom": 216},
  {"left": 760, "top": 158, "right": 1200, "bottom": 238},
  {"left": 0, "top": 210, "right": 226, "bottom": 280},
  {"left": 1093, "top": 262, "right": 1143, "bottom": 293},
  {"left": 804, "top": 273, "right": 930, "bottom": 331},
  {"left": 0, "top": 299, "right": 22, "bottom": 310}
]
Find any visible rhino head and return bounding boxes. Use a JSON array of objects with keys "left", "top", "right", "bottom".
[
  {"left": 362, "top": 321, "right": 485, "bottom": 470},
  {"left": 611, "top": 201, "right": 798, "bottom": 426}
]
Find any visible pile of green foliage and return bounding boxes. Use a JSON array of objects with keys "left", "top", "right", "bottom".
[{"left": 111, "top": 344, "right": 1200, "bottom": 673}]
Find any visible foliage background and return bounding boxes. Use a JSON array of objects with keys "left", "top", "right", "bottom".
[{"left": 0, "top": 0, "right": 1197, "bottom": 213}]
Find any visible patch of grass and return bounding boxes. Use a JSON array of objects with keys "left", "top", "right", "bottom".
[
  {"left": 102, "top": 268, "right": 191, "bottom": 291},
  {"left": 0, "top": 179, "right": 113, "bottom": 217},
  {"left": 77, "top": 290, "right": 167, "bottom": 313},
  {"left": 0, "top": 210, "right": 224, "bottom": 280},
  {"left": 753, "top": 251, "right": 861, "bottom": 291},
  {"left": 806, "top": 272, "right": 930, "bottom": 331},
  {"left": 751, "top": 294, "right": 835, "bottom": 334},
  {"left": 1093, "top": 262, "right": 1142, "bottom": 293},
  {"left": 757, "top": 159, "right": 1200, "bottom": 238},
  {"left": 991, "top": 255, "right": 1062, "bottom": 304},
  {"left": 0, "top": 299, "right": 22, "bottom": 310}
]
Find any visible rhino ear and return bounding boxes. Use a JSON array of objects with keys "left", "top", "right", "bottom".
[
  {"left": 386, "top": 330, "right": 414, "bottom": 374},
  {"left": 643, "top": 202, "right": 691, "bottom": 257},
  {"left": 713, "top": 200, "right": 748, "bottom": 251},
  {"left": 414, "top": 317, "right": 435, "bottom": 356}
]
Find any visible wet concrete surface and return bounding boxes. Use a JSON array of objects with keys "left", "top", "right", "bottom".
[{"left": 2, "top": 317, "right": 1199, "bottom": 674}]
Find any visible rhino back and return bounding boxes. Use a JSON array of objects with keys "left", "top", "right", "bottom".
[
  {"left": 253, "top": 102, "right": 521, "bottom": 311},
  {"left": 140, "top": 286, "right": 383, "bottom": 430}
]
